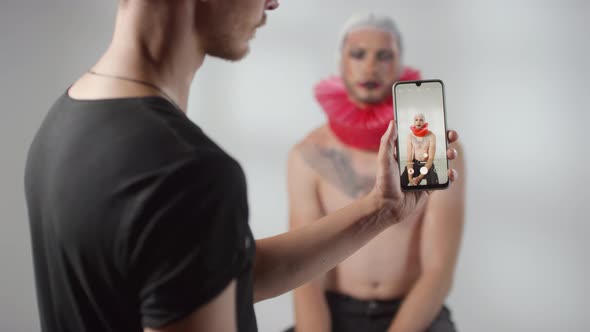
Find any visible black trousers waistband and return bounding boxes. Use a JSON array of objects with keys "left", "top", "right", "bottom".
[{"left": 325, "top": 291, "right": 403, "bottom": 317}]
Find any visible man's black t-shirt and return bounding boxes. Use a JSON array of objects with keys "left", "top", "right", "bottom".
[{"left": 24, "top": 93, "right": 257, "bottom": 331}]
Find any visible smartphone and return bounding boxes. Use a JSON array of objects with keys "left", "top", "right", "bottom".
[{"left": 393, "top": 79, "right": 449, "bottom": 191}]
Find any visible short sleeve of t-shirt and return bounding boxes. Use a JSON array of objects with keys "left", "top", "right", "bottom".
[{"left": 120, "top": 152, "right": 250, "bottom": 329}]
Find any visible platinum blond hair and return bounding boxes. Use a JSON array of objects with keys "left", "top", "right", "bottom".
[{"left": 338, "top": 13, "right": 403, "bottom": 55}]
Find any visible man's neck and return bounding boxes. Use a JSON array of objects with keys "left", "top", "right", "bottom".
[{"left": 86, "top": 1, "right": 204, "bottom": 112}]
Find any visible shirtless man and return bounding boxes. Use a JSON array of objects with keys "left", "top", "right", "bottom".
[
  {"left": 401, "top": 113, "right": 439, "bottom": 187},
  {"left": 286, "top": 14, "right": 465, "bottom": 332}
]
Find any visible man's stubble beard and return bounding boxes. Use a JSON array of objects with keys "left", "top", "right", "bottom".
[{"left": 343, "top": 78, "right": 392, "bottom": 106}]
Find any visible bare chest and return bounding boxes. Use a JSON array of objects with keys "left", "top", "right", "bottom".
[
  {"left": 303, "top": 145, "right": 425, "bottom": 296},
  {"left": 411, "top": 135, "right": 430, "bottom": 152}
]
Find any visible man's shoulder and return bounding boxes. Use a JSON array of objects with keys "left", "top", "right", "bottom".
[
  {"left": 288, "top": 124, "right": 339, "bottom": 173},
  {"left": 292, "top": 124, "right": 338, "bottom": 153},
  {"left": 137, "top": 149, "right": 246, "bottom": 204}
]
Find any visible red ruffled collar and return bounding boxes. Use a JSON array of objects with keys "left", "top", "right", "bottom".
[
  {"left": 315, "top": 67, "right": 422, "bottom": 151},
  {"left": 411, "top": 123, "right": 430, "bottom": 137}
]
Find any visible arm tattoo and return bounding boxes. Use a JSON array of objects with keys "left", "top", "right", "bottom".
[{"left": 301, "top": 146, "right": 374, "bottom": 198}]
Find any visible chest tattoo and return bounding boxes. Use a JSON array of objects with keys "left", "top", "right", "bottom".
[{"left": 301, "top": 146, "right": 374, "bottom": 198}]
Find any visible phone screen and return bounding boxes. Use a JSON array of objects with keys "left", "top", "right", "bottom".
[{"left": 393, "top": 80, "right": 449, "bottom": 191}]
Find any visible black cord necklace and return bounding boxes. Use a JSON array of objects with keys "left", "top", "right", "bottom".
[{"left": 87, "top": 70, "right": 183, "bottom": 112}]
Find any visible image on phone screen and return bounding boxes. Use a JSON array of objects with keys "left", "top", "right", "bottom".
[{"left": 393, "top": 80, "right": 449, "bottom": 191}]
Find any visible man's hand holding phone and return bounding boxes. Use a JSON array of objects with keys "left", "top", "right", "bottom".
[{"left": 368, "top": 120, "right": 459, "bottom": 225}]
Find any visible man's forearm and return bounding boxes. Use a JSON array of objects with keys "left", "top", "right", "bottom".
[
  {"left": 252, "top": 194, "right": 392, "bottom": 302},
  {"left": 425, "top": 157, "right": 434, "bottom": 172},
  {"left": 387, "top": 272, "right": 452, "bottom": 332},
  {"left": 407, "top": 161, "right": 414, "bottom": 181}
]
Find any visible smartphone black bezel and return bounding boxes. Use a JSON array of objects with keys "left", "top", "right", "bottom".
[{"left": 393, "top": 79, "right": 450, "bottom": 191}]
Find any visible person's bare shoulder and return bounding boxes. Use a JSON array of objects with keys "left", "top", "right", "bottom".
[
  {"left": 291, "top": 125, "right": 336, "bottom": 155},
  {"left": 427, "top": 131, "right": 436, "bottom": 141},
  {"left": 288, "top": 124, "right": 344, "bottom": 182}
]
